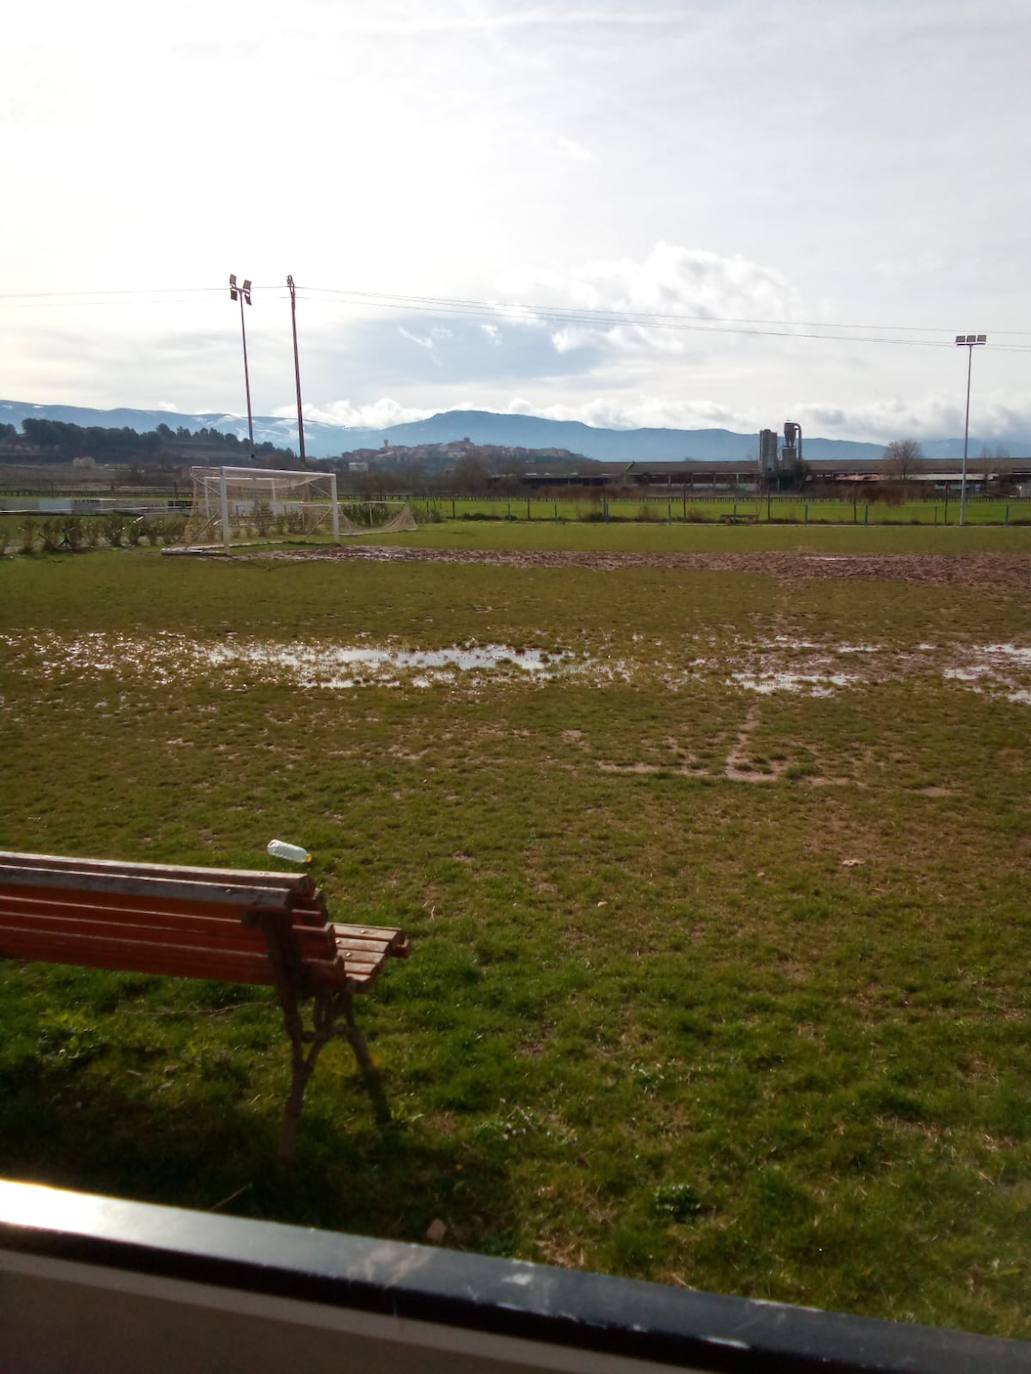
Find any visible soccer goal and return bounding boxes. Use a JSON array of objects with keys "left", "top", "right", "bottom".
[{"left": 185, "top": 467, "right": 342, "bottom": 551}]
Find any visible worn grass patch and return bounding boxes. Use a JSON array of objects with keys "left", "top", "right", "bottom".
[{"left": 0, "top": 546, "right": 1028, "bottom": 1338}]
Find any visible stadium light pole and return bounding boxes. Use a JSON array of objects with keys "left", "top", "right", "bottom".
[
  {"left": 287, "top": 275, "right": 306, "bottom": 464},
  {"left": 955, "top": 333, "right": 986, "bottom": 528},
  {"left": 229, "top": 274, "right": 255, "bottom": 458}
]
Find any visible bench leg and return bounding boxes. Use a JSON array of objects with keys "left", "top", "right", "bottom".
[{"left": 276, "top": 990, "right": 390, "bottom": 1162}]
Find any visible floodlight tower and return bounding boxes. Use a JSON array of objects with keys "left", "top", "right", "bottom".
[
  {"left": 287, "top": 275, "right": 306, "bottom": 463},
  {"left": 955, "top": 333, "right": 987, "bottom": 527},
  {"left": 229, "top": 274, "right": 255, "bottom": 457}
]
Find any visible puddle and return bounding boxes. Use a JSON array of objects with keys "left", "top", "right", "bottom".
[
  {"left": 202, "top": 640, "right": 565, "bottom": 687},
  {"left": 0, "top": 632, "right": 590, "bottom": 692},
  {"left": 2, "top": 629, "right": 1028, "bottom": 704},
  {"left": 730, "top": 671, "right": 854, "bottom": 698},
  {"left": 939, "top": 643, "right": 1031, "bottom": 703}
]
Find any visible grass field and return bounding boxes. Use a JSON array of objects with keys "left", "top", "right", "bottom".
[
  {"left": 1, "top": 526, "right": 1029, "bottom": 1338},
  {"left": 364, "top": 517, "right": 1031, "bottom": 555},
  {"left": 413, "top": 493, "right": 1030, "bottom": 527}
]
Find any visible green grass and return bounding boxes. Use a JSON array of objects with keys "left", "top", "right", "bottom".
[
  {"left": 362, "top": 516, "right": 1031, "bottom": 555},
  {"left": 413, "top": 493, "right": 1029, "bottom": 527},
  {"left": 0, "top": 545, "right": 1028, "bottom": 1337}
]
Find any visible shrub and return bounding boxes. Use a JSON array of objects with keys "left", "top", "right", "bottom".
[
  {"left": 58, "top": 518, "right": 83, "bottom": 552},
  {"left": 38, "top": 519, "right": 60, "bottom": 552},
  {"left": 103, "top": 515, "right": 127, "bottom": 548}
]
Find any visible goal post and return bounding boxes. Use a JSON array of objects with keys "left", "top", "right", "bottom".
[{"left": 186, "top": 466, "right": 344, "bottom": 551}]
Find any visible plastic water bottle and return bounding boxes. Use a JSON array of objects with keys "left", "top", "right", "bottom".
[{"left": 267, "top": 839, "right": 311, "bottom": 864}]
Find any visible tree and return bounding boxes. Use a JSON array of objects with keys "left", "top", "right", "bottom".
[
  {"left": 882, "top": 439, "right": 924, "bottom": 481},
  {"left": 449, "top": 454, "right": 489, "bottom": 493}
]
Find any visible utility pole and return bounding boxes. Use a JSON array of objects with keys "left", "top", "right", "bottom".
[
  {"left": 229, "top": 274, "right": 255, "bottom": 457},
  {"left": 287, "top": 275, "right": 306, "bottom": 464},
  {"left": 955, "top": 333, "right": 987, "bottom": 527}
]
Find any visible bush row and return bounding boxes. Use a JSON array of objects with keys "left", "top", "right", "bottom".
[{"left": 3, "top": 515, "right": 188, "bottom": 555}]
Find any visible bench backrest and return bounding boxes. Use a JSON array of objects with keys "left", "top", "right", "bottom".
[{"left": 0, "top": 851, "right": 346, "bottom": 992}]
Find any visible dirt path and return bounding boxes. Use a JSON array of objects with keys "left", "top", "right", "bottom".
[{"left": 229, "top": 542, "right": 1031, "bottom": 593}]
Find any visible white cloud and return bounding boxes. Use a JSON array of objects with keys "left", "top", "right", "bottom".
[
  {"left": 497, "top": 242, "right": 798, "bottom": 356},
  {"left": 796, "top": 390, "right": 1031, "bottom": 444},
  {"left": 286, "top": 386, "right": 1031, "bottom": 443},
  {"left": 504, "top": 394, "right": 748, "bottom": 431},
  {"left": 272, "top": 398, "right": 434, "bottom": 429}
]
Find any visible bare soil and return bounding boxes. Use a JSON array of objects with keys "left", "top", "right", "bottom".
[{"left": 234, "top": 542, "right": 1031, "bottom": 593}]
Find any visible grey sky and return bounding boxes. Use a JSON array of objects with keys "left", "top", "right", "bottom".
[{"left": 3, "top": 0, "right": 1029, "bottom": 441}]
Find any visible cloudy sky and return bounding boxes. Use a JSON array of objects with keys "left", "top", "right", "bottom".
[{"left": 4, "top": 0, "right": 1030, "bottom": 442}]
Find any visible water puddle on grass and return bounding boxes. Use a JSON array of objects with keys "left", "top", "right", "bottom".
[
  {"left": 730, "top": 670, "right": 855, "bottom": 698},
  {"left": 2, "top": 629, "right": 1028, "bottom": 703},
  {"left": 203, "top": 639, "right": 567, "bottom": 687},
  {"left": 0, "top": 631, "right": 593, "bottom": 691},
  {"left": 720, "top": 636, "right": 1031, "bottom": 702}
]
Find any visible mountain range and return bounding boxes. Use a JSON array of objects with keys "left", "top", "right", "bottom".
[{"left": 1, "top": 398, "right": 1022, "bottom": 464}]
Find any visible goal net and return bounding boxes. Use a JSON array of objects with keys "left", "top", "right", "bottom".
[
  {"left": 338, "top": 502, "right": 419, "bottom": 536},
  {"left": 185, "top": 467, "right": 344, "bottom": 550}
]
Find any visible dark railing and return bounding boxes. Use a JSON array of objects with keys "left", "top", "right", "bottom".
[{"left": 1, "top": 1179, "right": 1026, "bottom": 1373}]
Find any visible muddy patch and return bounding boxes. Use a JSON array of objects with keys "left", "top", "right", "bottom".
[{"left": 217, "top": 542, "right": 1031, "bottom": 596}]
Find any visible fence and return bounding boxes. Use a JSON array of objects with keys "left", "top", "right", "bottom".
[{"left": 401, "top": 493, "right": 1031, "bottom": 528}]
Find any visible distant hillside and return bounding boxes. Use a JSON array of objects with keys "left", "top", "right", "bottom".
[
  {"left": 336, "top": 437, "right": 595, "bottom": 474},
  {"left": 2, "top": 398, "right": 1024, "bottom": 464},
  {"left": 334, "top": 411, "right": 893, "bottom": 463}
]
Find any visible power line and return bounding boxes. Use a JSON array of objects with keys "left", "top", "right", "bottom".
[
  {"left": 2, "top": 279, "right": 1031, "bottom": 351},
  {"left": 293, "top": 289, "right": 1023, "bottom": 351},
  {"left": 299, "top": 284, "right": 1031, "bottom": 340}
]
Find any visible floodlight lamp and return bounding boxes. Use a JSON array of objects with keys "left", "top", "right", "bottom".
[
  {"left": 242, "top": 279, "right": 252, "bottom": 304},
  {"left": 229, "top": 272, "right": 238, "bottom": 301}
]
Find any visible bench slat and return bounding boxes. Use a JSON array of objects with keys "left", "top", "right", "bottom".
[
  {"left": 0, "top": 868, "right": 295, "bottom": 911},
  {"left": 0, "top": 910, "right": 339, "bottom": 963},
  {"left": 331, "top": 934, "right": 396, "bottom": 955},
  {"left": 0, "top": 893, "right": 294, "bottom": 941},
  {"left": 332, "top": 923, "right": 409, "bottom": 954},
  {"left": 0, "top": 851, "right": 315, "bottom": 896},
  {"left": 0, "top": 925, "right": 282, "bottom": 985}
]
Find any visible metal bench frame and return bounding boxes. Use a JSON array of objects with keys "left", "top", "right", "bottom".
[{"left": 0, "top": 851, "right": 410, "bottom": 1160}]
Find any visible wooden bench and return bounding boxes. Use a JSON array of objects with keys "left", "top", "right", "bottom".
[
  {"left": 0, "top": 851, "right": 410, "bottom": 1160},
  {"left": 718, "top": 512, "right": 759, "bottom": 525}
]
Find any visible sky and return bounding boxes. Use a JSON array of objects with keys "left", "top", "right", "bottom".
[{"left": 3, "top": 0, "right": 1031, "bottom": 444}]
